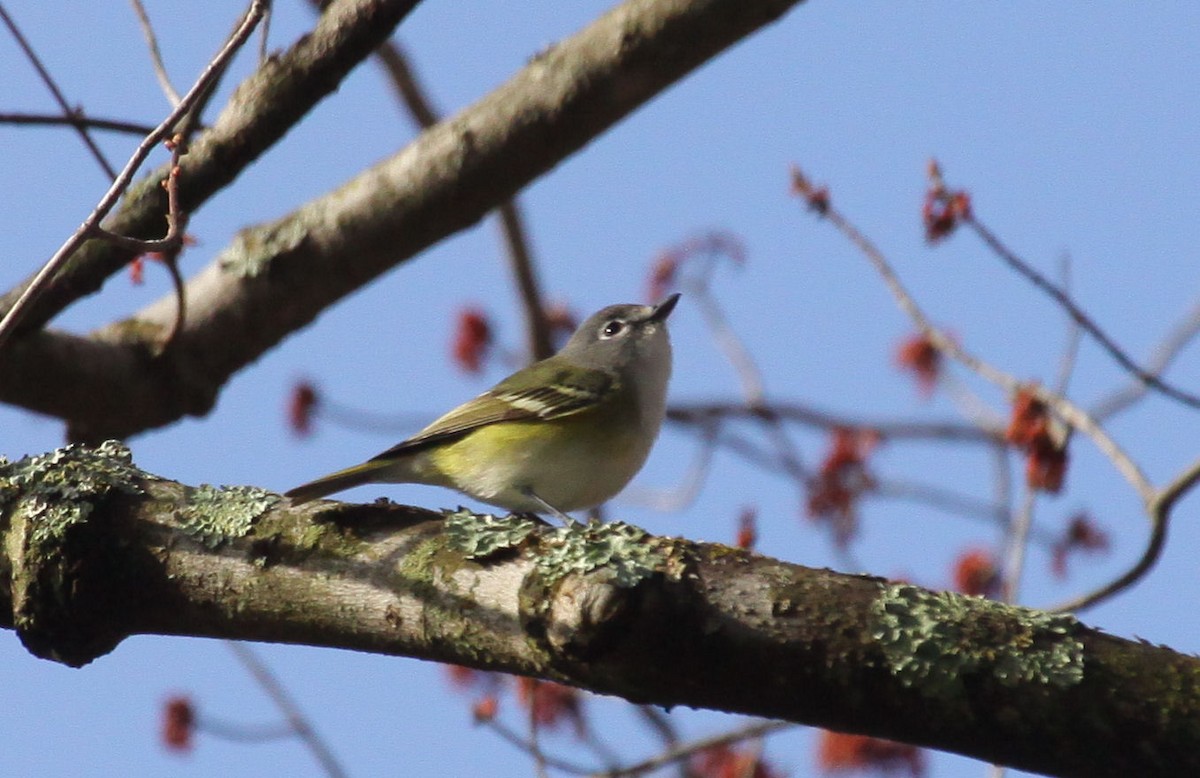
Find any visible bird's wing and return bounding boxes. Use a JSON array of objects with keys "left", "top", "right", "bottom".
[{"left": 368, "top": 365, "right": 616, "bottom": 462}]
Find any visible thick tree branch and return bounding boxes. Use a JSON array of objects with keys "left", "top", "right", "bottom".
[
  {"left": 2, "top": 443, "right": 1198, "bottom": 776},
  {"left": 0, "top": 0, "right": 806, "bottom": 442}
]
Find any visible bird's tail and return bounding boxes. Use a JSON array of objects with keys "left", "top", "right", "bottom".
[{"left": 284, "top": 459, "right": 398, "bottom": 505}]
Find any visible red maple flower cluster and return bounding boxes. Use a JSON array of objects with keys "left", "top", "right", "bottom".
[
  {"left": 1005, "top": 387, "right": 1068, "bottom": 492},
  {"left": 1052, "top": 513, "right": 1110, "bottom": 578},
  {"left": 735, "top": 506, "right": 759, "bottom": 550},
  {"left": 817, "top": 730, "right": 925, "bottom": 776},
  {"left": 646, "top": 230, "right": 746, "bottom": 303},
  {"left": 789, "top": 164, "right": 830, "bottom": 214},
  {"left": 691, "top": 742, "right": 782, "bottom": 778},
  {"left": 161, "top": 695, "right": 195, "bottom": 752},
  {"left": 952, "top": 548, "right": 1001, "bottom": 597},
  {"left": 895, "top": 334, "right": 942, "bottom": 396},
  {"left": 922, "top": 159, "right": 971, "bottom": 242},
  {"left": 452, "top": 307, "right": 493, "bottom": 373},
  {"left": 516, "top": 677, "right": 586, "bottom": 735},
  {"left": 287, "top": 380, "right": 320, "bottom": 437},
  {"left": 807, "top": 428, "right": 880, "bottom": 544}
]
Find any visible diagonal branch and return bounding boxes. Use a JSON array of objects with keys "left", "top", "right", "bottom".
[
  {"left": 0, "top": 0, "right": 808, "bottom": 441},
  {"left": 964, "top": 213, "right": 1200, "bottom": 411},
  {"left": 0, "top": 0, "right": 267, "bottom": 353},
  {"left": 0, "top": 0, "right": 423, "bottom": 338},
  {"left": 0, "top": 3, "right": 118, "bottom": 179}
]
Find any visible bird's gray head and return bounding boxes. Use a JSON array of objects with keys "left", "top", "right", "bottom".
[{"left": 558, "top": 293, "right": 680, "bottom": 375}]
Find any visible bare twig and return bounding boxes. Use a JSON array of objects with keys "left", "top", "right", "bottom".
[
  {"left": 227, "top": 642, "right": 348, "bottom": 778},
  {"left": 0, "top": 0, "right": 267, "bottom": 353},
  {"left": 623, "top": 420, "right": 718, "bottom": 512},
  {"left": 999, "top": 488, "right": 1038, "bottom": 605},
  {"left": 257, "top": 0, "right": 272, "bottom": 63},
  {"left": 1052, "top": 456, "right": 1200, "bottom": 612},
  {"left": 196, "top": 717, "right": 294, "bottom": 742},
  {"left": 367, "top": 33, "right": 554, "bottom": 360},
  {"left": 1092, "top": 295, "right": 1200, "bottom": 421},
  {"left": 964, "top": 214, "right": 1200, "bottom": 411},
  {"left": 0, "top": 111, "right": 158, "bottom": 136},
  {"left": 479, "top": 717, "right": 594, "bottom": 775},
  {"left": 790, "top": 165, "right": 1155, "bottom": 506},
  {"left": 129, "top": 0, "right": 182, "bottom": 106},
  {"left": 667, "top": 401, "right": 999, "bottom": 444},
  {"left": 0, "top": 3, "right": 118, "bottom": 180},
  {"left": 593, "top": 720, "right": 793, "bottom": 778}
]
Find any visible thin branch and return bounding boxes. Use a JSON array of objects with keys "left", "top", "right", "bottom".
[
  {"left": 0, "top": 112, "right": 158, "bottom": 136},
  {"left": 0, "top": 0, "right": 266, "bottom": 353},
  {"left": 998, "top": 488, "right": 1038, "bottom": 605},
  {"left": 964, "top": 213, "right": 1200, "bottom": 411},
  {"left": 1052, "top": 456, "right": 1200, "bottom": 612},
  {"left": 667, "top": 401, "right": 999, "bottom": 444},
  {"left": 196, "top": 717, "right": 294, "bottom": 743},
  {"left": 227, "top": 642, "right": 347, "bottom": 778},
  {"left": 593, "top": 720, "right": 794, "bottom": 778},
  {"left": 789, "top": 165, "right": 1155, "bottom": 506},
  {"left": 368, "top": 33, "right": 554, "bottom": 360},
  {"left": 479, "top": 717, "right": 594, "bottom": 775},
  {"left": 1, "top": 0, "right": 806, "bottom": 441},
  {"left": 623, "top": 420, "right": 718, "bottom": 512},
  {"left": 129, "top": 0, "right": 182, "bottom": 106},
  {"left": 1092, "top": 295, "right": 1200, "bottom": 421},
  {"left": 0, "top": 0, "right": 421, "bottom": 341},
  {"left": 0, "top": 3, "right": 118, "bottom": 180}
]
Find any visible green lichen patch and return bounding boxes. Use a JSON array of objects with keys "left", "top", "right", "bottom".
[
  {"left": 536, "top": 520, "right": 669, "bottom": 587},
  {"left": 870, "top": 584, "right": 1084, "bottom": 699},
  {"left": 0, "top": 441, "right": 144, "bottom": 548},
  {"left": 179, "top": 484, "right": 278, "bottom": 549},
  {"left": 444, "top": 508, "right": 540, "bottom": 559}
]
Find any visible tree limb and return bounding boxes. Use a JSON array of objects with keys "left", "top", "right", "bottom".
[
  {"left": 0, "top": 0, "right": 807, "bottom": 441},
  {"left": 2, "top": 443, "right": 1198, "bottom": 776}
]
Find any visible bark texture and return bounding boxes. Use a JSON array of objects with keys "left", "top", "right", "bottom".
[{"left": 2, "top": 443, "right": 1197, "bottom": 777}]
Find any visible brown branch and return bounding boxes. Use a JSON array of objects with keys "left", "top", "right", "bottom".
[
  {"left": 1092, "top": 295, "right": 1200, "bottom": 421},
  {"left": 0, "top": 0, "right": 423, "bottom": 339},
  {"left": 0, "top": 0, "right": 808, "bottom": 441},
  {"left": 0, "top": 0, "right": 269, "bottom": 352},
  {"left": 789, "top": 165, "right": 1155, "bottom": 505},
  {"left": 370, "top": 34, "right": 554, "bottom": 360},
  {"left": 0, "top": 112, "right": 158, "bottom": 136},
  {"left": 0, "top": 3, "right": 118, "bottom": 179},
  {"left": 964, "top": 213, "right": 1200, "bottom": 411},
  {"left": 3, "top": 451, "right": 1197, "bottom": 776},
  {"left": 667, "top": 401, "right": 999, "bottom": 444},
  {"left": 596, "top": 720, "right": 793, "bottom": 778},
  {"left": 129, "top": 0, "right": 182, "bottom": 106},
  {"left": 1051, "top": 456, "right": 1200, "bottom": 613},
  {"left": 227, "top": 642, "right": 348, "bottom": 778}
]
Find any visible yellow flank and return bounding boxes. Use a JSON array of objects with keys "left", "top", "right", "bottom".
[{"left": 428, "top": 401, "right": 649, "bottom": 512}]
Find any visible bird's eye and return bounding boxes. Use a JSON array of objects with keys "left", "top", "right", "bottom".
[{"left": 601, "top": 320, "right": 627, "bottom": 338}]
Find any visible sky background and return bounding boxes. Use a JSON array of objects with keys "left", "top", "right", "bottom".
[{"left": 2, "top": 2, "right": 1199, "bottom": 776}]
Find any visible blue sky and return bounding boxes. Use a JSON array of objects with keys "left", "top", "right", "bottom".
[{"left": 2, "top": 3, "right": 1199, "bottom": 775}]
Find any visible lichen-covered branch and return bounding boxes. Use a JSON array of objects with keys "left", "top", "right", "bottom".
[{"left": 1, "top": 444, "right": 1197, "bottom": 775}]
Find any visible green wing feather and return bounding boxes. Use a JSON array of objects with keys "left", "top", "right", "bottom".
[{"left": 368, "top": 362, "right": 616, "bottom": 463}]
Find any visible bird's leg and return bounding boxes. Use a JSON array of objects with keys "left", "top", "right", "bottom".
[{"left": 519, "top": 486, "right": 578, "bottom": 526}]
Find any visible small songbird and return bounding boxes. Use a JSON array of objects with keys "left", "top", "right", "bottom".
[{"left": 285, "top": 294, "right": 680, "bottom": 516}]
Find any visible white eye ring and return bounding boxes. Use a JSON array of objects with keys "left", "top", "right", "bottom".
[{"left": 601, "top": 320, "right": 627, "bottom": 338}]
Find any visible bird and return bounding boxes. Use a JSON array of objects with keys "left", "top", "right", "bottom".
[{"left": 285, "top": 294, "right": 679, "bottom": 517}]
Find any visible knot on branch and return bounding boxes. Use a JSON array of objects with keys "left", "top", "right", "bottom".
[{"left": 1, "top": 442, "right": 144, "bottom": 666}]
